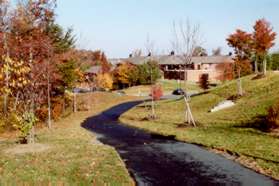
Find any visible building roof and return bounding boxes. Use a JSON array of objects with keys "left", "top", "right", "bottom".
[
  {"left": 109, "top": 55, "right": 234, "bottom": 66},
  {"left": 85, "top": 66, "right": 101, "bottom": 74}
]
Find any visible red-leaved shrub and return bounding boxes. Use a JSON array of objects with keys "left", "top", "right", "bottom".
[
  {"left": 199, "top": 74, "right": 210, "bottom": 90},
  {"left": 36, "top": 107, "right": 48, "bottom": 121},
  {"left": 51, "top": 97, "right": 64, "bottom": 121},
  {"left": 151, "top": 85, "right": 163, "bottom": 101}
]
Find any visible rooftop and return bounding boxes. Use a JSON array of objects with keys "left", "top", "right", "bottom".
[{"left": 109, "top": 55, "right": 234, "bottom": 65}]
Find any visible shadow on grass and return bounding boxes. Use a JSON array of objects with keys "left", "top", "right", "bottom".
[{"left": 232, "top": 115, "right": 271, "bottom": 133}]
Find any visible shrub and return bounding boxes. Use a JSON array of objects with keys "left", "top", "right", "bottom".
[
  {"left": 51, "top": 97, "right": 64, "bottom": 121},
  {"left": 36, "top": 107, "right": 49, "bottom": 121},
  {"left": 199, "top": 74, "right": 210, "bottom": 90},
  {"left": 13, "top": 112, "right": 38, "bottom": 142},
  {"left": 151, "top": 84, "right": 163, "bottom": 101},
  {"left": 36, "top": 97, "right": 65, "bottom": 122},
  {"left": 267, "top": 101, "right": 279, "bottom": 129}
]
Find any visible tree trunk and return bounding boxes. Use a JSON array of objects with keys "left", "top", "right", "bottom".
[
  {"left": 255, "top": 58, "right": 258, "bottom": 74},
  {"left": 151, "top": 98, "right": 155, "bottom": 119},
  {"left": 13, "top": 92, "right": 20, "bottom": 111},
  {"left": 237, "top": 69, "right": 243, "bottom": 96},
  {"left": 47, "top": 62, "right": 52, "bottom": 129},
  {"left": 263, "top": 56, "right": 267, "bottom": 76},
  {"left": 3, "top": 33, "right": 9, "bottom": 114},
  {"left": 184, "top": 66, "right": 187, "bottom": 86},
  {"left": 27, "top": 127, "right": 35, "bottom": 144},
  {"left": 28, "top": 49, "right": 36, "bottom": 144}
]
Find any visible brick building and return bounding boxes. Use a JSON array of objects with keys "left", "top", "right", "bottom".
[{"left": 109, "top": 55, "right": 234, "bottom": 82}]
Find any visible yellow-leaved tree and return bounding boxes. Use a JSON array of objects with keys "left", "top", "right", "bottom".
[
  {"left": 0, "top": 56, "right": 30, "bottom": 109},
  {"left": 96, "top": 73, "right": 113, "bottom": 90}
]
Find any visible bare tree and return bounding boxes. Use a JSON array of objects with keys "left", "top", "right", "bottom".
[
  {"left": 212, "top": 47, "right": 222, "bottom": 56},
  {"left": 171, "top": 20, "right": 201, "bottom": 83},
  {"left": 171, "top": 20, "right": 201, "bottom": 127},
  {"left": 131, "top": 49, "right": 142, "bottom": 57},
  {"left": 145, "top": 34, "right": 157, "bottom": 119},
  {"left": 145, "top": 34, "right": 156, "bottom": 57}
]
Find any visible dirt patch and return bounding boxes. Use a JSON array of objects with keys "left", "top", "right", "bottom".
[{"left": 4, "top": 143, "right": 51, "bottom": 155}]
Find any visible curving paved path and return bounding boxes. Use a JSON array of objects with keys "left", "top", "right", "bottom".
[{"left": 82, "top": 101, "right": 278, "bottom": 186}]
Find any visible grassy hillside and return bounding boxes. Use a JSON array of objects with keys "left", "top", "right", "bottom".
[
  {"left": 120, "top": 72, "right": 279, "bottom": 179},
  {"left": 0, "top": 93, "right": 135, "bottom": 185}
]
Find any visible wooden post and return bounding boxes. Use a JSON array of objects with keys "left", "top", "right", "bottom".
[{"left": 184, "top": 94, "right": 196, "bottom": 127}]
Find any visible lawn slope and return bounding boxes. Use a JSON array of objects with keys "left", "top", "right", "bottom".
[
  {"left": 120, "top": 72, "right": 279, "bottom": 179},
  {"left": 0, "top": 92, "right": 135, "bottom": 185}
]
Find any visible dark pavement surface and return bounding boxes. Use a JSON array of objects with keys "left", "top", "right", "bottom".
[{"left": 82, "top": 100, "right": 278, "bottom": 186}]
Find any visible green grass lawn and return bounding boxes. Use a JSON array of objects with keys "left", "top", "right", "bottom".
[
  {"left": 121, "top": 79, "right": 201, "bottom": 96},
  {"left": 0, "top": 92, "right": 135, "bottom": 185},
  {"left": 120, "top": 72, "right": 279, "bottom": 179}
]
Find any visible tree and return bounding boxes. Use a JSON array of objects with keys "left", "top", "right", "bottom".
[
  {"left": 10, "top": 0, "right": 56, "bottom": 132},
  {"left": 131, "top": 49, "right": 142, "bottom": 57},
  {"left": 227, "top": 29, "right": 253, "bottom": 62},
  {"left": 0, "top": 0, "right": 64, "bottom": 141},
  {"left": 227, "top": 29, "right": 254, "bottom": 97},
  {"left": 137, "top": 60, "right": 161, "bottom": 85},
  {"left": 193, "top": 46, "right": 208, "bottom": 57},
  {"left": 46, "top": 23, "right": 75, "bottom": 54},
  {"left": 100, "top": 52, "right": 111, "bottom": 73},
  {"left": 96, "top": 73, "right": 113, "bottom": 90},
  {"left": 0, "top": 0, "right": 10, "bottom": 114},
  {"left": 0, "top": 0, "right": 84, "bottom": 142},
  {"left": 172, "top": 20, "right": 201, "bottom": 85},
  {"left": 171, "top": 20, "right": 200, "bottom": 127},
  {"left": 253, "top": 19, "right": 276, "bottom": 75},
  {"left": 145, "top": 34, "right": 156, "bottom": 56},
  {"left": 113, "top": 62, "right": 138, "bottom": 88},
  {"left": 58, "top": 59, "right": 78, "bottom": 90},
  {"left": 270, "top": 52, "right": 279, "bottom": 70}
]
